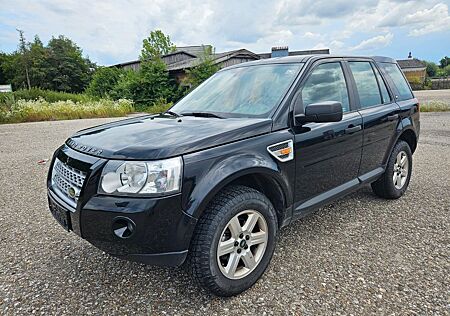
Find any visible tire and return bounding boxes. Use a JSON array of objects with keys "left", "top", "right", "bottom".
[
  {"left": 371, "top": 140, "right": 412, "bottom": 199},
  {"left": 188, "top": 185, "right": 278, "bottom": 297}
]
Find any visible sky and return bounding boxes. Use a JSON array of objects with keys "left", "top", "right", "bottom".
[{"left": 0, "top": 0, "right": 449, "bottom": 66}]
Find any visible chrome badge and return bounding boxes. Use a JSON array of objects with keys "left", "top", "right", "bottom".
[{"left": 67, "top": 187, "right": 77, "bottom": 198}]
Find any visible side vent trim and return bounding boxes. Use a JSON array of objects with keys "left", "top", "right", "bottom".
[{"left": 267, "top": 140, "right": 294, "bottom": 162}]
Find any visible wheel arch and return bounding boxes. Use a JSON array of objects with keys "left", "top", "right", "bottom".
[
  {"left": 398, "top": 128, "right": 417, "bottom": 154},
  {"left": 186, "top": 167, "right": 292, "bottom": 229},
  {"left": 226, "top": 172, "right": 289, "bottom": 228}
]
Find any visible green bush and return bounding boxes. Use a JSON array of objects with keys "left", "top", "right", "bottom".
[
  {"left": 184, "top": 46, "right": 220, "bottom": 89},
  {"left": 0, "top": 88, "right": 97, "bottom": 106},
  {"left": 0, "top": 98, "right": 134, "bottom": 124},
  {"left": 86, "top": 67, "right": 124, "bottom": 98},
  {"left": 111, "top": 69, "right": 140, "bottom": 101},
  {"left": 139, "top": 97, "right": 172, "bottom": 113},
  {"left": 130, "top": 59, "right": 176, "bottom": 107}
]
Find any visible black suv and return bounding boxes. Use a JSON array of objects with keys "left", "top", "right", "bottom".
[{"left": 47, "top": 55, "right": 420, "bottom": 296}]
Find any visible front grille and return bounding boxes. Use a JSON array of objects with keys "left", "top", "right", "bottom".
[{"left": 51, "top": 158, "right": 87, "bottom": 208}]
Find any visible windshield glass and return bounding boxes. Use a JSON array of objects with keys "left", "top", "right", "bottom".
[{"left": 171, "top": 63, "right": 303, "bottom": 117}]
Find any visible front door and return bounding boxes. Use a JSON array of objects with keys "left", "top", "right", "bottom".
[{"left": 293, "top": 61, "right": 363, "bottom": 213}]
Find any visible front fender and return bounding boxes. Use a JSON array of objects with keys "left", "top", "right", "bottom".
[{"left": 181, "top": 132, "right": 295, "bottom": 219}]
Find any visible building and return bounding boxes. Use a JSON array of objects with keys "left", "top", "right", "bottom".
[
  {"left": 397, "top": 53, "right": 427, "bottom": 84},
  {"left": 111, "top": 46, "right": 330, "bottom": 83}
]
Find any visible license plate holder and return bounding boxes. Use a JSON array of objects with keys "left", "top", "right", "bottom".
[{"left": 49, "top": 197, "right": 71, "bottom": 231}]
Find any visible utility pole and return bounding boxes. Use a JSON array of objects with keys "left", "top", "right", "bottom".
[{"left": 16, "top": 29, "right": 31, "bottom": 90}]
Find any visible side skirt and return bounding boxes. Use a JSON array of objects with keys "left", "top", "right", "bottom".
[{"left": 291, "top": 167, "right": 385, "bottom": 221}]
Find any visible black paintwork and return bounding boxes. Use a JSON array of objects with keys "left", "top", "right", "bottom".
[
  {"left": 67, "top": 114, "right": 272, "bottom": 160},
  {"left": 47, "top": 55, "right": 420, "bottom": 266}
]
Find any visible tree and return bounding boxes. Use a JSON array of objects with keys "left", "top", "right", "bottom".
[
  {"left": 44, "top": 35, "right": 95, "bottom": 92},
  {"left": 423, "top": 61, "right": 439, "bottom": 77},
  {"left": 442, "top": 65, "right": 450, "bottom": 77},
  {"left": 86, "top": 67, "right": 124, "bottom": 98},
  {"left": 184, "top": 46, "right": 220, "bottom": 89},
  {"left": 111, "top": 69, "right": 140, "bottom": 100},
  {"left": 110, "top": 30, "right": 178, "bottom": 108},
  {"left": 1, "top": 34, "right": 94, "bottom": 92},
  {"left": 0, "top": 52, "right": 29, "bottom": 90},
  {"left": 0, "top": 34, "right": 47, "bottom": 90},
  {"left": 440, "top": 56, "right": 450, "bottom": 68},
  {"left": 28, "top": 36, "right": 48, "bottom": 88},
  {"left": 16, "top": 29, "right": 31, "bottom": 89},
  {"left": 131, "top": 59, "right": 175, "bottom": 107},
  {"left": 140, "top": 30, "right": 176, "bottom": 60},
  {"left": 0, "top": 52, "right": 14, "bottom": 84}
]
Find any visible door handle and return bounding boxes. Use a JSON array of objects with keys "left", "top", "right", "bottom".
[
  {"left": 387, "top": 114, "right": 399, "bottom": 121},
  {"left": 345, "top": 125, "right": 361, "bottom": 134}
]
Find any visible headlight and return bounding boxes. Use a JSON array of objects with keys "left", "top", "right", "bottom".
[{"left": 99, "top": 157, "right": 182, "bottom": 196}]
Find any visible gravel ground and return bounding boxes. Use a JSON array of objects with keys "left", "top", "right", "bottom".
[
  {"left": 415, "top": 89, "right": 450, "bottom": 105},
  {"left": 0, "top": 113, "right": 449, "bottom": 315}
]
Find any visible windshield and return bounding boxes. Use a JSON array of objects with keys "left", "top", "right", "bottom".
[{"left": 171, "top": 63, "right": 303, "bottom": 118}]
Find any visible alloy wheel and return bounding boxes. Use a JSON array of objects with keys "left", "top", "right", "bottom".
[
  {"left": 393, "top": 151, "right": 409, "bottom": 189},
  {"left": 217, "top": 210, "right": 268, "bottom": 280}
]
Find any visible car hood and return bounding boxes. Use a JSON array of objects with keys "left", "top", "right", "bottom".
[{"left": 66, "top": 114, "right": 272, "bottom": 160}]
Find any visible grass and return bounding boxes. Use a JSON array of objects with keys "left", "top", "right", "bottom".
[
  {"left": 0, "top": 89, "right": 174, "bottom": 124},
  {"left": 0, "top": 88, "right": 98, "bottom": 106},
  {"left": 420, "top": 101, "right": 450, "bottom": 112},
  {"left": 0, "top": 89, "right": 175, "bottom": 124},
  {"left": 0, "top": 98, "right": 135, "bottom": 124}
]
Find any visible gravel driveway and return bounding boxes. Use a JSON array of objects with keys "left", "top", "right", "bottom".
[
  {"left": 0, "top": 113, "right": 449, "bottom": 315},
  {"left": 415, "top": 89, "right": 450, "bottom": 105}
]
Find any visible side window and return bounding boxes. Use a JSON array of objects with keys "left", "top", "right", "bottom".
[
  {"left": 373, "top": 65, "right": 391, "bottom": 103},
  {"left": 348, "top": 61, "right": 382, "bottom": 108},
  {"left": 379, "top": 63, "right": 413, "bottom": 101},
  {"left": 302, "top": 62, "right": 350, "bottom": 112}
]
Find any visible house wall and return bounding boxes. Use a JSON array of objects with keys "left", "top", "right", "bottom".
[
  {"left": 219, "top": 57, "right": 259, "bottom": 68},
  {"left": 162, "top": 53, "right": 195, "bottom": 65},
  {"left": 121, "top": 62, "right": 141, "bottom": 72},
  {"left": 403, "top": 69, "right": 426, "bottom": 83}
]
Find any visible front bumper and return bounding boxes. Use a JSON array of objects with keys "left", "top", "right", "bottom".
[{"left": 47, "top": 146, "right": 197, "bottom": 267}]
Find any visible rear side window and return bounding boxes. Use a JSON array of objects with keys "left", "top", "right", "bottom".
[
  {"left": 379, "top": 63, "right": 413, "bottom": 101},
  {"left": 349, "top": 61, "right": 382, "bottom": 108},
  {"left": 302, "top": 62, "right": 350, "bottom": 112},
  {"left": 373, "top": 65, "right": 391, "bottom": 103}
]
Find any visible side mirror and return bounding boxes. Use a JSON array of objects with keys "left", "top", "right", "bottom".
[{"left": 295, "top": 101, "right": 343, "bottom": 124}]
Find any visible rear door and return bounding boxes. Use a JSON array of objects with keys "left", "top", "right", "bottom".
[
  {"left": 345, "top": 59, "right": 401, "bottom": 178},
  {"left": 293, "top": 60, "right": 363, "bottom": 212}
]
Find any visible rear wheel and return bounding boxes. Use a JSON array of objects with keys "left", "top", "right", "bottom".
[
  {"left": 189, "top": 185, "right": 277, "bottom": 296},
  {"left": 371, "top": 140, "right": 412, "bottom": 199}
]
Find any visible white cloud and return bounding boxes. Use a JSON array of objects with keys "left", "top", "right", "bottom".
[
  {"left": 0, "top": 0, "right": 448, "bottom": 64},
  {"left": 303, "top": 32, "right": 321, "bottom": 39},
  {"left": 350, "top": 33, "right": 394, "bottom": 51},
  {"left": 406, "top": 3, "right": 450, "bottom": 36},
  {"left": 352, "top": 1, "right": 450, "bottom": 37}
]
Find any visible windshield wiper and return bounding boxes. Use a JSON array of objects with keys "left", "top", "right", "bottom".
[
  {"left": 181, "top": 112, "right": 225, "bottom": 119},
  {"left": 163, "top": 110, "right": 183, "bottom": 118}
]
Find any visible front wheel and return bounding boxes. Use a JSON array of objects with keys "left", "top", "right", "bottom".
[
  {"left": 189, "top": 185, "right": 278, "bottom": 296},
  {"left": 371, "top": 140, "right": 413, "bottom": 199}
]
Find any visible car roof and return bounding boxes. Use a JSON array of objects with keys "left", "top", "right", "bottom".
[{"left": 222, "top": 55, "right": 397, "bottom": 70}]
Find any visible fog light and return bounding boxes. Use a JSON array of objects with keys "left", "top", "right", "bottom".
[{"left": 112, "top": 217, "right": 135, "bottom": 239}]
